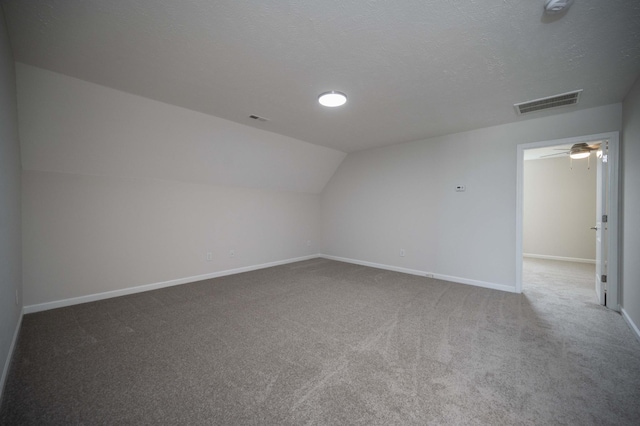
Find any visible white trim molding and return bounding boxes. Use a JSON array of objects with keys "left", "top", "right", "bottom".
[
  {"left": 319, "top": 254, "right": 517, "bottom": 294},
  {"left": 23, "top": 255, "right": 319, "bottom": 314},
  {"left": 1, "top": 311, "right": 23, "bottom": 400},
  {"left": 431, "top": 273, "right": 518, "bottom": 293},
  {"left": 621, "top": 308, "right": 640, "bottom": 343},
  {"left": 320, "top": 254, "right": 427, "bottom": 277},
  {"left": 523, "top": 253, "right": 596, "bottom": 264}
]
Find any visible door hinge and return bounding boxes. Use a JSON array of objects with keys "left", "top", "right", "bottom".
[
  {"left": 601, "top": 274, "right": 607, "bottom": 283},
  {"left": 602, "top": 215, "right": 608, "bottom": 223}
]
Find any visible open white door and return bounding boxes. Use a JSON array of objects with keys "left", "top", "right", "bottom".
[{"left": 594, "top": 142, "right": 608, "bottom": 305}]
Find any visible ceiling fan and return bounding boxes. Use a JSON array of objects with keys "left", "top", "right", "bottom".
[{"left": 541, "top": 142, "right": 601, "bottom": 159}]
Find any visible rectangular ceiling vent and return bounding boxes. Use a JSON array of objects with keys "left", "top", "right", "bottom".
[
  {"left": 249, "top": 114, "right": 269, "bottom": 122},
  {"left": 514, "top": 89, "right": 582, "bottom": 115}
]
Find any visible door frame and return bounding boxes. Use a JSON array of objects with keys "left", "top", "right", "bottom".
[{"left": 515, "top": 131, "right": 620, "bottom": 311}]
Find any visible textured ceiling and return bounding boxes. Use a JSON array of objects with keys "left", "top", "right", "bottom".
[{"left": 2, "top": 0, "right": 639, "bottom": 153}]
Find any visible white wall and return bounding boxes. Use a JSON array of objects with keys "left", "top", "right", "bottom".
[
  {"left": 523, "top": 156, "right": 596, "bottom": 261},
  {"left": 22, "top": 171, "right": 320, "bottom": 306},
  {"left": 621, "top": 76, "right": 640, "bottom": 335},
  {"left": 0, "top": 6, "right": 22, "bottom": 395},
  {"left": 18, "top": 65, "right": 346, "bottom": 308},
  {"left": 321, "top": 104, "right": 622, "bottom": 290}
]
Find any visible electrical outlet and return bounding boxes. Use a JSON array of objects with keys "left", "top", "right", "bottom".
[
  {"left": 229, "top": 249, "right": 235, "bottom": 257},
  {"left": 425, "top": 273, "right": 434, "bottom": 279},
  {"left": 455, "top": 185, "right": 466, "bottom": 192},
  {"left": 400, "top": 249, "right": 405, "bottom": 257},
  {"left": 206, "top": 252, "right": 213, "bottom": 261}
]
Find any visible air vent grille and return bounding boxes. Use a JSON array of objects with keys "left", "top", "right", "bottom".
[
  {"left": 249, "top": 114, "right": 269, "bottom": 122},
  {"left": 514, "top": 90, "right": 582, "bottom": 115}
]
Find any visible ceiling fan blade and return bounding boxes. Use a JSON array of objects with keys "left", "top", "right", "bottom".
[{"left": 540, "top": 152, "right": 568, "bottom": 158}]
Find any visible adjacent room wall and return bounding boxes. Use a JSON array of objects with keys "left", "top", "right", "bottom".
[
  {"left": 321, "top": 103, "right": 622, "bottom": 290},
  {"left": 523, "top": 156, "right": 596, "bottom": 262},
  {"left": 18, "top": 64, "right": 346, "bottom": 308},
  {"left": 621, "top": 76, "right": 640, "bottom": 337},
  {"left": 0, "top": 7, "right": 22, "bottom": 394}
]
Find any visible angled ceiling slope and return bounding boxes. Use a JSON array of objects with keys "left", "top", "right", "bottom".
[{"left": 3, "top": 0, "right": 640, "bottom": 152}]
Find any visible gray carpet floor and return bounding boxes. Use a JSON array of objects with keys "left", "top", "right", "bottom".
[{"left": 1, "top": 258, "right": 639, "bottom": 425}]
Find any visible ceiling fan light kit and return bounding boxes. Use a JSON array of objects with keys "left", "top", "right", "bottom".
[
  {"left": 568, "top": 142, "right": 599, "bottom": 160},
  {"left": 569, "top": 149, "right": 591, "bottom": 160}
]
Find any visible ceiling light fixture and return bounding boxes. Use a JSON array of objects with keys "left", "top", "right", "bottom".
[
  {"left": 544, "top": 0, "right": 574, "bottom": 15},
  {"left": 570, "top": 148, "right": 591, "bottom": 159},
  {"left": 318, "top": 91, "right": 347, "bottom": 107}
]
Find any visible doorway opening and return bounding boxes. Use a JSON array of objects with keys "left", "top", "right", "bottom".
[{"left": 516, "top": 132, "right": 619, "bottom": 311}]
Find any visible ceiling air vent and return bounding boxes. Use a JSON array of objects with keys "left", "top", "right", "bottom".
[
  {"left": 514, "top": 90, "right": 582, "bottom": 115},
  {"left": 249, "top": 114, "right": 269, "bottom": 122}
]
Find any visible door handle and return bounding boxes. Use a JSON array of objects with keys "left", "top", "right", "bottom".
[{"left": 590, "top": 227, "right": 598, "bottom": 230}]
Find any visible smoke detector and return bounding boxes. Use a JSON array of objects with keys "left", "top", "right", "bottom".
[{"left": 544, "top": 0, "right": 574, "bottom": 15}]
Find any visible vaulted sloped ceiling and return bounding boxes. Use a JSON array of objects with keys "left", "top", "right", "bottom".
[
  {"left": 2, "top": 0, "right": 640, "bottom": 153},
  {"left": 16, "top": 63, "right": 346, "bottom": 193}
]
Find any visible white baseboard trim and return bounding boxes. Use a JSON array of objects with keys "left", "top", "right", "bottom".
[
  {"left": 431, "top": 273, "right": 518, "bottom": 293},
  {"left": 523, "top": 253, "right": 595, "bottom": 264},
  {"left": 23, "top": 254, "right": 320, "bottom": 314},
  {"left": 319, "top": 254, "right": 427, "bottom": 277},
  {"left": 621, "top": 307, "right": 640, "bottom": 343},
  {"left": 1, "top": 311, "right": 23, "bottom": 401},
  {"left": 319, "top": 254, "right": 517, "bottom": 294}
]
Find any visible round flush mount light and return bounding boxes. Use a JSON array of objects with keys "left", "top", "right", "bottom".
[
  {"left": 544, "top": 0, "right": 574, "bottom": 15},
  {"left": 318, "top": 91, "right": 347, "bottom": 107}
]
